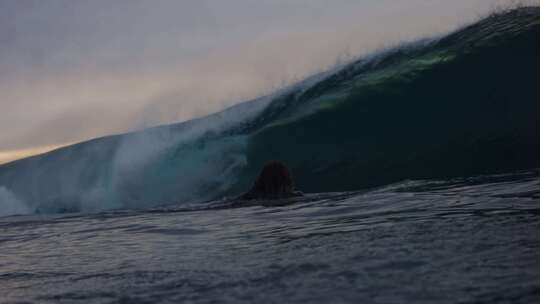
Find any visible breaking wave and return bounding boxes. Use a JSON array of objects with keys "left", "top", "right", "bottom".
[{"left": 1, "top": 7, "right": 540, "bottom": 215}]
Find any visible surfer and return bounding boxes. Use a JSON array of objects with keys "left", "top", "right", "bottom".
[{"left": 240, "top": 161, "right": 303, "bottom": 200}]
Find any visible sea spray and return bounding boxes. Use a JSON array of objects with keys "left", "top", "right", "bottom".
[{"left": 0, "top": 186, "right": 31, "bottom": 217}]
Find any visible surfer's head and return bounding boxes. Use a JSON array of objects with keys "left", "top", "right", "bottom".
[{"left": 244, "top": 161, "right": 295, "bottom": 199}]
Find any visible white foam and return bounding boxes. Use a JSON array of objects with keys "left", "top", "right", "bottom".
[{"left": 0, "top": 186, "right": 31, "bottom": 217}]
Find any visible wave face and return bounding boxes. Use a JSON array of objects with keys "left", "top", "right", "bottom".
[{"left": 1, "top": 7, "right": 540, "bottom": 215}]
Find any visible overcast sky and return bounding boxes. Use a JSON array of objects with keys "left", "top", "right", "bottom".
[{"left": 0, "top": 0, "right": 535, "bottom": 164}]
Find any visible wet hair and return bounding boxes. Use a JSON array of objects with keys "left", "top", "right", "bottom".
[{"left": 243, "top": 161, "right": 295, "bottom": 199}]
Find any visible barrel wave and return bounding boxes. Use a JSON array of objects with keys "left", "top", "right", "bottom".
[{"left": 1, "top": 7, "right": 540, "bottom": 215}]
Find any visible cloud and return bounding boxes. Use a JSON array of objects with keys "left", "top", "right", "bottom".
[{"left": 0, "top": 143, "right": 72, "bottom": 165}]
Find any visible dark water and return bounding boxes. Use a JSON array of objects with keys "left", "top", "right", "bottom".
[{"left": 2, "top": 170, "right": 540, "bottom": 303}]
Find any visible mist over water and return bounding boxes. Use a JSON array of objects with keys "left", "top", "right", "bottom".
[{"left": 1, "top": 0, "right": 532, "bottom": 157}]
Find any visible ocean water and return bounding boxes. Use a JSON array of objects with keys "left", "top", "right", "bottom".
[{"left": 2, "top": 170, "right": 540, "bottom": 303}]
